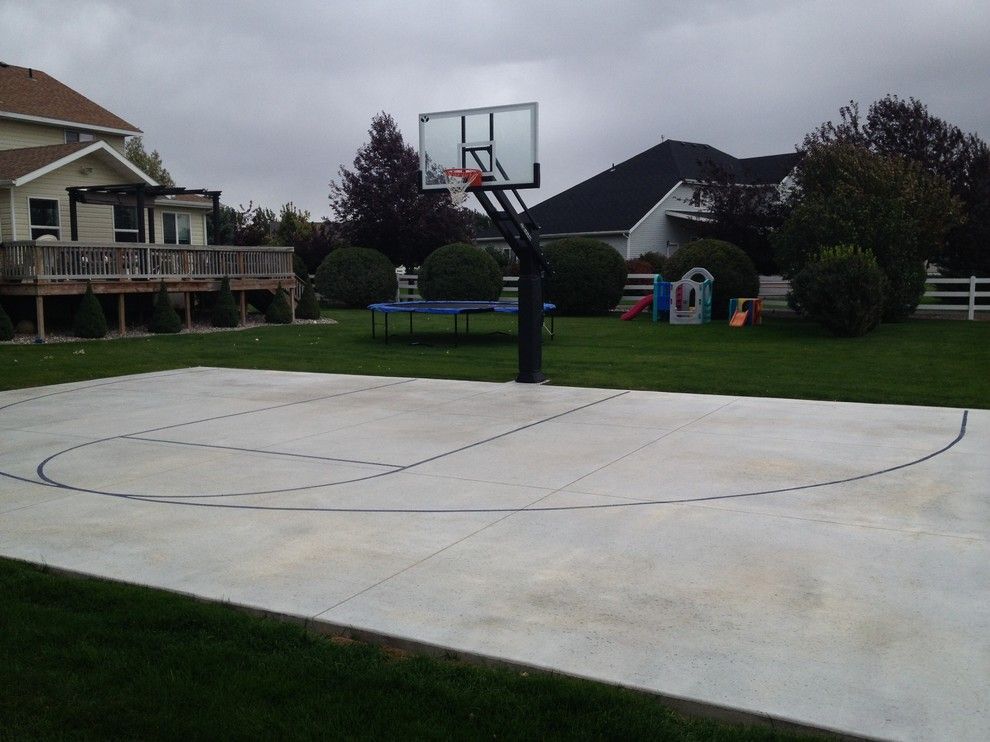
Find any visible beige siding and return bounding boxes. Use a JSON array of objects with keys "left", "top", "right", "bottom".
[
  {"left": 0, "top": 188, "right": 8, "bottom": 241},
  {"left": 0, "top": 119, "right": 65, "bottom": 150},
  {"left": 9, "top": 154, "right": 132, "bottom": 240},
  {"left": 0, "top": 120, "right": 127, "bottom": 152},
  {"left": 151, "top": 206, "right": 209, "bottom": 246}
]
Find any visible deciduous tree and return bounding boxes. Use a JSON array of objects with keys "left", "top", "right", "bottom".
[
  {"left": 124, "top": 137, "right": 175, "bottom": 187},
  {"left": 805, "top": 96, "right": 990, "bottom": 275},
  {"left": 329, "top": 112, "right": 473, "bottom": 266}
]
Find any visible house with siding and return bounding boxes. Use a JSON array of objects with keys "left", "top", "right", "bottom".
[
  {"left": 478, "top": 139, "right": 799, "bottom": 260},
  {"left": 0, "top": 62, "right": 293, "bottom": 338}
]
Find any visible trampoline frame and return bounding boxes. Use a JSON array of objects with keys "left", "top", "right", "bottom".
[{"left": 369, "top": 301, "right": 555, "bottom": 346}]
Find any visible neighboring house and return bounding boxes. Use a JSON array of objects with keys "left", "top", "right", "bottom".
[
  {"left": 0, "top": 63, "right": 293, "bottom": 339},
  {"left": 478, "top": 139, "right": 799, "bottom": 260},
  {"left": 0, "top": 62, "right": 213, "bottom": 244}
]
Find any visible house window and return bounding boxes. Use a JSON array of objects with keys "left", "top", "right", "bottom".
[
  {"left": 113, "top": 205, "right": 140, "bottom": 242},
  {"left": 162, "top": 212, "right": 191, "bottom": 245},
  {"left": 29, "top": 198, "right": 61, "bottom": 240},
  {"left": 64, "top": 130, "right": 95, "bottom": 143}
]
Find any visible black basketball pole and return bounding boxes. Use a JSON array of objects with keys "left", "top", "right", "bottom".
[{"left": 474, "top": 189, "right": 547, "bottom": 383}]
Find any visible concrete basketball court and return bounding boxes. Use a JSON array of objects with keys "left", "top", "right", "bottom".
[{"left": 1, "top": 367, "right": 987, "bottom": 740}]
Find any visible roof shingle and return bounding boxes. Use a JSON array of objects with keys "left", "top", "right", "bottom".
[
  {"left": 0, "top": 63, "right": 141, "bottom": 133},
  {"left": 0, "top": 141, "right": 93, "bottom": 180}
]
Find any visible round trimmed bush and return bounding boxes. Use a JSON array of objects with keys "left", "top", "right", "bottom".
[
  {"left": 789, "top": 245, "right": 883, "bottom": 337},
  {"left": 211, "top": 276, "right": 239, "bottom": 328},
  {"left": 149, "top": 281, "right": 182, "bottom": 334},
  {"left": 0, "top": 301, "right": 13, "bottom": 341},
  {"left": 265, "top": 284, "right": 293, "bottom": 324},
  {"left": 73, "top": 282, "right": 108, "bottom": 338},
  {"left": 542, "top": 238, "right": 627, "bottom": 315},
  {"left": 418, "top": 243, "right": 502, "bottom": 301},
  {"left": 663, "top": 239, "right": 759, "bottom": 320},
  {"left": 315, "top": 247, "right": 396, "bottom": 308}
]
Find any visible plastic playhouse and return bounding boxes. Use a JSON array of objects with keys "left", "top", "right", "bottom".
[{"left": 620, "top": 267, "right": 714, "bottom": 324}]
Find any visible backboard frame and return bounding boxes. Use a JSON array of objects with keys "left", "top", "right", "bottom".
[{"left": 418, "top": 102, "right": 539, "bottom": 192}]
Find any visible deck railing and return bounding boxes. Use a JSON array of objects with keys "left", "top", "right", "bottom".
[{"left": 0, "top": 241, "right": 294, "bottom": 282}]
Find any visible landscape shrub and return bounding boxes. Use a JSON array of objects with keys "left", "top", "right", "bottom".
[
  {"left": 663, "top": 239, "right": 759, "bottom": 320},
  {"left": 211, "top": 276, "right": 239, "bottom": 328},
  {"left": 149, "top": 281, "right": 182, "bottom": 334},
  {"left": 295, "top": 275, "right": 321, "bottom": 319},
  {"left": 418, "top": 243, "right": 502, "bottom": 301},
  {"left": 293, "top": 253, "right": 308, "bottom": 281},
  {"left": 788, "top": 245, "right": 884, "bottom": 337},
  {"left": 0, "top": 301, "right": 13, "bottom": 341},
  {"left": 73, "top": 282, "right": 108, "bottom": 338},
  {"left": 482, "top": 244, "right": 515, "bottom": 275},
  {"left": 314, "top": 247, "right": 396, "bottom": 307},
  {"left": 638, "top": 251, "right": 668, "bottom": 276},
  {"left": 625, "top": 258, "right": 655, "bottom": 275},
  {"left": 265, "top": 284, "right": 292, "bottom": 324},
  {"left": 542, "top": 238, "right": 627, "bottom": 315}
]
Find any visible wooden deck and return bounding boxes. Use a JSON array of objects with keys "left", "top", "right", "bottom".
[{"left": 1, "top": 240, "right": 296, "bottom": 339}]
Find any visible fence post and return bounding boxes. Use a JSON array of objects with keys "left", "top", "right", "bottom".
[{"left": 969, "top": 275, "right": 976, "bottom": 321}]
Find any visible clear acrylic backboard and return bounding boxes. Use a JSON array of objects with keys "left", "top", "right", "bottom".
[{"left": 418, "top": 102, "right": 539, "bottom": 191}]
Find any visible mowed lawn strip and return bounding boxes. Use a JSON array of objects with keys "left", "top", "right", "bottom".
[
  {"left": 0, "top": 558, "right": 806, "bottom": 741},
  {"left": 0, "top": 310, "right": 987, "bottom": 408}
]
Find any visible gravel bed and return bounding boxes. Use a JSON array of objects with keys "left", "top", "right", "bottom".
[{"left": 4, "top": 316, "right": 338, "bottom": 345}]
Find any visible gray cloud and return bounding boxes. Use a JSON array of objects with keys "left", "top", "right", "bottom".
[{"left": 4, "top": 0, "right": 987, "bottom": 218}]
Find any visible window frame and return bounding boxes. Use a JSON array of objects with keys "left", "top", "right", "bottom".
[
  {"left": 112, "top": 204, "right": 140, "bottom": 243},
  {"left": 162, "top": 211, "right": 192, "bottom": 245},
  {"left": 64, "top": 129, "right": 95, "bottom": 144},
  {"left": 28, "top": 197, "right": 61, "bottom": 240}
]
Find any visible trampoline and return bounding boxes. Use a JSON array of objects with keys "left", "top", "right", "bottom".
[{"left": 368, "top": 301, "right": 556, "bottom": 345}]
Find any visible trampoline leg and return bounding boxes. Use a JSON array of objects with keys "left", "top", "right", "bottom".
[
  {"left": 454, "top": 315, "right": 458, "bottom": 347},
  {"left": 466, "top": 313, "right": 470, "bottom": 336},
  {"left": 409, "top": 312, "right": 413, "bottom": 335},
  {"left": 385, "top": 312, "right": 389, "bottom": 344},
  {"left": 371, "top": 310, "right": 376, "bottom": 339}
]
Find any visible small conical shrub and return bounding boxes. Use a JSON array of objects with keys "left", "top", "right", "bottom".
[
  {"left": 295, "top": 276, "right": 320, "bottom": 320},
  {"left": 149, "top": 281, "right": 182, "bottom": 334},
  {"left": 211, "top": 276, "right": 240, "bottom": 327},
  {"left": 73, "top": 282, "right": 108, "bottom": 338},
  {"left": 0, "top": 301, "right": 13, "bottom": 341},
  {"left": 0, "top": 302, "right": 13, "bottom": 341},
  {"left": 265, "top": 283, "right": 292, "bottom": 324}
]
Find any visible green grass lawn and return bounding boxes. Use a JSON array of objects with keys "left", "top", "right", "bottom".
[
  {"left": 1, "top": 309, "right": 987, "bottom": 407},
  {"left": 0, "top": 558, "right": 805, "bottom": 741}
]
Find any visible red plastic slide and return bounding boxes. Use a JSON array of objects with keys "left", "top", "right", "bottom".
[{"left": 620, "top": 294, "right": 653, "bottom": 320}]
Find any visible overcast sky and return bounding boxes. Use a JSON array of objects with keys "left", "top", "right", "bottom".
[{"left": 3, "top": 0, "right": 987, "bottom": 219}]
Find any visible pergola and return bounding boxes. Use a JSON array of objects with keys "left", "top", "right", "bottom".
[{"left": 65, "top": 183, "right": 222, "bottom": 243}]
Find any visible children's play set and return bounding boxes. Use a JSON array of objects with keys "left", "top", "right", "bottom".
[{"left": 619, "top": 267, "right": 763, "bottom": 327}]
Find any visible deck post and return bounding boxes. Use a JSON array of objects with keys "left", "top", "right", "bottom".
[
  {"left": 117, "top": 293, "right": 126, "bottom": 336},
  {"left": 35, "top": 295, "right": 45, "bottom": 340},
  {"left": 290, "top": 280, "right": 296, "bottom": 322},
  {"left": 184, "top": 292, "right": 192, "bottom": 329},
  {"left": 136, "top": 187, "right": 146, "bottom": 243},
  {"left": 240, "top": 290, "right": 247, "bottom": 324},
  {"left": 69, "top": 190, "right": 79, "bottom": 241}
]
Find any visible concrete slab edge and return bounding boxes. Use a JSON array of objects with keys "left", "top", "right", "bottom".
[{"left": 11, "top": 557, "right": 884, "bottom": 741}]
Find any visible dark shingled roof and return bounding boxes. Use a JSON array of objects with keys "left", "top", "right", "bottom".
[
  {"left": 0, "top": 63, "right": 141, "bottom": 133},
  {"left": 0, "top": 141, "right": 93, "bottom": 180},
  {"left": 480, "top": 140, "right": 799, "bottom": 237}
]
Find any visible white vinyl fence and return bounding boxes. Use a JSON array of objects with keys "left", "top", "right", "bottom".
[{"left": 395, "top": 271, "right": 989, "bottom": 319}]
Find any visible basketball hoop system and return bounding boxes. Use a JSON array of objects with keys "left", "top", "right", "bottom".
[{"left": 442, "top": 168, "right": 483, "bottom": 206}]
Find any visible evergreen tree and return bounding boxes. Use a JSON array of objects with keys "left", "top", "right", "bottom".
[
  {"left": 329, "top": 112, "right": 473, "bottom": 266},
  {"left": 149, "top": 281, "right": 183, "bottom": 333},
  {"left": 294, "top": 275, "right": 320, "bottom": 320},
  {"left": 211, "top": 276, "right": 240, "bottom": 327},
  {"left": 0, "top": 301, "right": 14, "bottom": 341},
  {"left": 265, "top": 284, "right": 292, "bottom": 324},
  {"left": 73, "top": 282, "right": 108, "bottom": 338}
]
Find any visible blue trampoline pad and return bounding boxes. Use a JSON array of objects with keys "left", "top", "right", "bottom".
[{"left": 368, "top": 301, "right": 556, "bottom": 314}]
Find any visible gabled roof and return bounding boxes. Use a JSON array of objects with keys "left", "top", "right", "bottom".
[
  {"left": 481, "top": 140, "right": 799, "bottom": 237},
  {"left": 0, "top": 140, "right": 155, "bottom": 186},
  {"left": 0, "top": 62, "right": 141, "bottom": 135}
]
